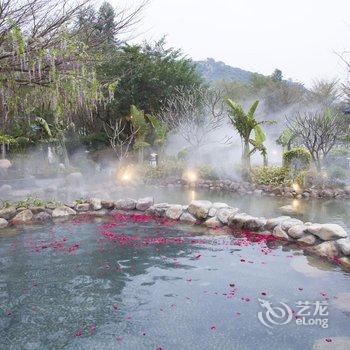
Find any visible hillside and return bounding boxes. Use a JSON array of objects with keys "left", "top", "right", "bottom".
[{"left": 194, "top": 58, "right": 256, "bottom": 84}]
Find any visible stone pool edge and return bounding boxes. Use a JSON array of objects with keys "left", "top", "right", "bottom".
[{"left": 1, "top": 197, "right": 349, "bottom": 269}]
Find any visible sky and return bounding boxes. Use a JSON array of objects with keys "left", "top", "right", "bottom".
[{"left": 113, "top": 0, "right": 350, "bottom": 87}]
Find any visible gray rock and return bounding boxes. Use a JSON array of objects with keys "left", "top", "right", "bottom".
[
  {"left": 217, "top": 207, "right": 239, "bottom": 224},
  {"left": 101, "top": 200, "right": 115, "bottom": 209},
  {"left": 204, "top": 217, "right": 222, "bottom": 228},
  {"left": 243, "top": 216, "right": 267, "bottom": 231},
  {"left": 165, "top": 205, "right": 183, "bottom": 220},
  {"left": 33, "top": 212, "right": 52, "bottom": 222},
  {"left": 0, "top": 218, "right": 8, "bottom": 228},
  {"left": 281, "top": 218, "right": 303, "bottom": 231},
  {"left": 0, "top": 207, "right": 17, "bottom": 220},
  {"left": 12, "top": 209, "right": 33, "bottom": 223},
  {"left": 228, "top": 213, "right": 251, "bottom": 228},
  {"left": 272, "top": 225, "right": 290, "bottom": 240},
  {"left": 344, "top": 185, "right": 350, "bottom": 195},
  {"left": 265, "top": 216, "right": 291, "bottom": 230},
  {"left": 28, "top": 206, "right": 46, "bottom": 214},
  {"left": 136, "top": 197, "right": 154, "bottom": 211},
  {"left": 313, "top": 241, "right": 339, "bottom": 259},
  {"left": 114, "top": 198, "right": 136, "bottom": 211},
  {"left": 90, "top": 198, "right": 102, "bottom": 211},
  {"left": 297, "top": 234, "right": 317, "bottom": 245},
  {"left": 188, "top": 200, "right": 212, "bottom": 219},
  {"left": 75, "top": 203, "right": 91, "bottom": 212},
  {"left": 254, "top": 189, "right": 263, "bottom": 196},
  {"left": 288, "top": 225, "right": 308, "bottom": 239},
  {"left": 338, "top": 257, "right": 350, "bottom": 269},
  {"left": 52, "top": 206, "right": 77, "bottom": 218},
  {"left": 279, "top": 205, "right": 298, "bottom": 215},
  {"left": 179, "top": 212, "right": 197, "bottom": 224},
  {"left": 146, "top": 203, "right": 170, "bottom": 217},
  {"left": 307, "top": 224, "right": 347, "bottom": 241},
  {"left": 336, "top": 238, "right": 350, "bottom": 256}
]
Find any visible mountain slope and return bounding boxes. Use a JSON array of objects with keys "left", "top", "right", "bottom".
[{"left": 194, "top": 58, "right": 255, "bottom": 84}]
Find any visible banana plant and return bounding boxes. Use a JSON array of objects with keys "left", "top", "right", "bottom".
[{"left": 226, "top": 99, "right": 273, "bottom": 175}]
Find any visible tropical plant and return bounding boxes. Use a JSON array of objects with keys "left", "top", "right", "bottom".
[{"left": 226, "top": 99, "right": 273, "bottom": 177}]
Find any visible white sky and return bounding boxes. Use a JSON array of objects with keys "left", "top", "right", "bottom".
[{"left": 114, "top": 0, "right": 350, "bottom": 87}]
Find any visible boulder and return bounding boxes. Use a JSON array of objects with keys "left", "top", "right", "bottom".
[
  {"left": 12, "top": 209, "right": 33, "bottom": 223},
  {"left": 90, "top": 198, "right": 102, "bottom": 211},
  {"left": 179, "top": 212, "right": 197, "bottom": 224},
  {"left": 307, "top": 224, "right": 347, "bottom": 241},
  {"left": 208, "top": 202, "right": 229, "bottom": 217},
  {"left": 265, "top": 216, "right": 291, "bottom": 231},
  {"left": 114, "top": 198, "right": 136, "bottom": 211},
  {"left": 65, "top": 172, "right": 84, "bottom": 187},
  {"left": 75, "top": 203, "right": 91, "bottom": 212},
  {"left": 28, "top": 206, "right": 46, "bottom": 214},
  {"left": 338, "top": 257, "right": 350, "bottom": 269},
  {"left": 0, "top": 159, "right": 11, "bottom": 169},
  {"left": 344, "top": 185, "right": 350, "bottom": 195},
  {"left": 279, "top": 205, "right": 298, "bottom": 215},
  {"left": 228, "top": 213, "right": 251, "bottom": 229},
  {"left": 33, "top": 212, "right": 52, "bottom": 222},
  {"left": 52, "top": 206, "right": 77, "bottom": 218},
  {"left": 204, "top": 217, "right": 222, "bottom": 228},
  {"left": 336, "top": 238, "right": 350, "bottom": 256},
  {"left": 288, "top": 225, "right": 308, "bottom": 239},
  {"left": 146, "top": 203, "right": 170, "bottom": 217},
  {"left": 0, "top": 218, "right": 8, "bottom": 228},
  {"left": 101, "top": 200, "right": 115, "bottom": 209},
  {"left": 216, "top": 207, "right": 239, "bottom": 224},
  {"left": 188, "top": 200, "right": 212, "bottom": 219},
  {"left": 280, "top": 218, "right": 303, "bottom": 231},
  {"left": 312, "top": 241, "right": 339, "bottom": 259},
  {"left": 136, "top": 197, "right": 154, "bottom": 211},
  {"left": 297, "top": 234, "right": 317, "bottom": 245},
  {"left": 272, "top": 225, "right": 290, "bottom": 240},
  {"left": 0, "top": 207, "right": 17, "bottom": 220},
  {"left": 165, "top": 205, "right": 183, "bottom": 220},
  {"left": 243, "top": 216, "right": 267, "bottom": 231}
]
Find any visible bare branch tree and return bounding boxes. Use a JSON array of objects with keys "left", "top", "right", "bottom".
[
  {"left": 159, "top": 86, "right": 227, "bottom": 148},
  {"left": 286, "top": 110, "right": 348, "bottom": 170},
  {"left": 103, "top": 118, "right": 139, "bottom": 161}
]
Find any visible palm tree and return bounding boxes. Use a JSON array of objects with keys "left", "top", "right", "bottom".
[{"left": 226, "top": 99, "right": 272, "bottom": 177}]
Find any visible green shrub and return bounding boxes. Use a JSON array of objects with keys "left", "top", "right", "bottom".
[
  {"left": 283, "top": 148, "right": 311, "bottom": 170},
  {"left": 143, "top": 159, "right": 185, "bottom": 179},
  {"left": 251, "top": 166, "right": 289, "bottom": 186},
  {"left": 198, "top": 165, "right": 219, "bottom": 180}
]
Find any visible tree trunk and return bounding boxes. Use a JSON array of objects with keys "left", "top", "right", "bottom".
[
  {"left": 241, "top": 139, "right": 251, "bottom": 179},
  {"left": 1, "top": 142, "right": 5, "bottom": 159}
]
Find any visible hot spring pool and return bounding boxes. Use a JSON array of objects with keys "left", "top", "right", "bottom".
[{"left": 0, "top": 213, "right": 349, "bottom": 349}]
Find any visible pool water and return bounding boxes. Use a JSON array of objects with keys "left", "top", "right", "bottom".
[{"left": 0, "top": 213, "right": 349, "bottom": 349}]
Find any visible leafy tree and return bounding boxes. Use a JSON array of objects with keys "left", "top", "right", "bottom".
[
  {"left": 97, "top": 38, "right": 203, "bottom": 117},
  {"left": 226, "top": 100, "right": 273, "bottom": 177},
  {"left": 271, "top": 69, "right": 283, "bottom": 82}
]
